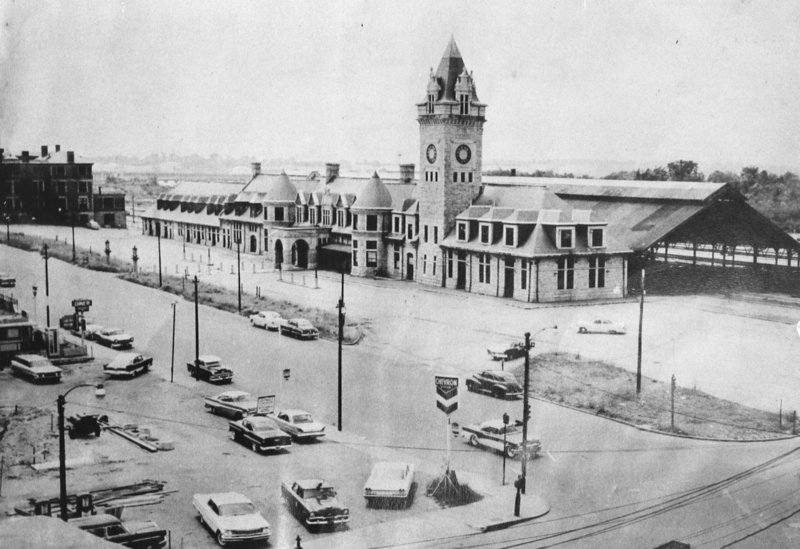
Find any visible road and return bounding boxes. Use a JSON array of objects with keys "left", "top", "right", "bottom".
[{"left": 3, "top": 240, "right": 800, "bottom": 547}]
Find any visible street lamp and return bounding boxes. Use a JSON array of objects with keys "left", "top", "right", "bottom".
[
  {"left": 520, "top": 325, "right": 557, "bottom": 495},
  {"left": 57, "top": 383, "right": 106, "bottom": 520},
  {"left": 32, "top": 285, "right": 38, "bottom": 324},
  {"left": 337, "top": 271, "right": 346, "bottom": 431},
  {"left": 41, "top": 244, "right": 50, "bottom": 326}
]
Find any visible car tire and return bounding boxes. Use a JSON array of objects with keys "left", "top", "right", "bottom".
[
  {"left": 578, "top": 327, "right": 588, "bottom": 334},
  {"left": 469, "top": 434, "right": 480, "bottom": 447},
  {"left": 505, "top": 444, "right": 518, "bottom": 459}
]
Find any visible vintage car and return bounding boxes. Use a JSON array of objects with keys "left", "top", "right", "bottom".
[
  {"left": 10, "top": 354, "right": 62, "bottom": 383},
  {"left": 271, "top": 409, "right": 326, "bottom": 441},
  {"left": 228, "top": 415, "right": 292, "bottom": 454},
  {"left": 280, "top": 318, "right": 319, "bottom": 340},
  {"left": 85, "top": 219, "right": 101, "bottom": 230},
  {"left": 70, "top": 513, "right": 167, "bottom": 549},
  {"left": 66, "top": 413, "right": 105, "bottom": 439},
  {"left": 577, "top": 319, "right": 627, "bottom": 335},
  {"left": 187, "top": 355, "right": 233, "bottom": 383},
  {"left": 95, "top": 327, "right": 135, "bottom": 349},
  {"left": 192, "top": 492, "right": 271, "bottom": 547},
  {"left": 104, "top": 353, "right": 153, "bottom": 378},
  {"left": 466, "top": 369, "right": 523, "bottom": 400},
  {"left": 249, "top": 310, "right": 285, "bottom": 331},
  {"left": 486, "top": 342, "right": 530, "bottom": 361},
  {"left": 204, "top": 391, "right": 259, "bottom": 419},
  {"left": 363, "top": 461, "right": 416, "bottom": 508},
  {"left": 0, "top": 272, "right": 16, "bottom": 288},
  {"left": 462, "top": 418, "right": 541, "bottom": 459},
  {"left": 281, "top": 479, "right": 350, "bottom": 530}
]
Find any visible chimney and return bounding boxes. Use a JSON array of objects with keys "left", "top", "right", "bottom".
[
  {"left": 41, "top": 145, "right": 48, "bottom": 157},
  {"left": 325, "top": 163, "right": 340, "bottom": 181},
  {"left": 399, "top": 163, "right": 415, "bottom": 183},
  {"left": 251, "top": 162, "right": 261, "bottom": 177},
  {"left": 22, "top": 150, "right": 29, "bottom": 163},
  {"left": 67, "top": 151, "right": 74, "bottom": 164},
  {"left": 55, "top": 144, "right": 61, "bottom": 152}
]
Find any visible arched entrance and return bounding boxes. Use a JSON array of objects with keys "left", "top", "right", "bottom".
[
  {"left": 250, "top": 234, "right": 257, "bottom": 253},
  {"left": 275, "top": 239, "right": 284, "bottom": 268},
  {"left": 291, "top": 240, "right": 309, "bottom": 269}
]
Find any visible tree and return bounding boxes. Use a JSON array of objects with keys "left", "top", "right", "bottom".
[
  {"left": 634, "top": 167, "right": 669, "bottom": 181},
  {"left": 667, "top": 160, "right": 704, "bottom": 182}
]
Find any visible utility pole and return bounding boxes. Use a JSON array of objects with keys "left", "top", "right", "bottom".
[
  {"left": 42, "top": 244, "right": 50, "bottom": 327},
  {"left": 637, "top": 268, "right": 645, "bottom": 394},
  {"left": 157, "top": 223, "right": 163, "bottom": 287},
  {"left": 193, "top": 275, "right": 199, "bottom": 380},
  {"left": 170, "top": 301, "right": 177, "bottom": 383},
  {"left": 236, "top": 237, "right": 242, "bottom": 314},
  {"left": 670, "top": 374, "right": 676, "bottom": 432},
  {"left": 71, "top": 213, "right": 76, "bottom": 263},
  {"left": 520, "top": 331, "right": 531, "bottom": 494},
  {"left": 337, "top": 271, "right": 345, "bottom": 431}
]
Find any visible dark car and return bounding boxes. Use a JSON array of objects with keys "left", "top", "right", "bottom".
[
  {"left": 229, "top": 415, "right": 292, "bottom": 454},
  {"left": 70, "top": 513, "right": 167, "bottom": 549},
  {"left": 67, "top": 414, "right": 106, "bottom": 439},
  {"left": 281, "top": 479, "right": 350, "bottom": 530},
  {"left": 466, "top": 370, "right": 523, "bottom": 399},
  {"left": 487, "top": 342, "right": 530, "bottom": 361}
]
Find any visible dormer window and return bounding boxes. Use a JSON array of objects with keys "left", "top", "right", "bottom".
[
  {"left": 589, "top": 227, "right": 605, "bottom": 248},
  {"left": 459, "top": 93, "right": 470, "bottom": 115},
  {"left": 393, "top": 215, "right": 401, "bottom": 233},
  {"left": 479, "top": 223, "right": 492, "bottom": 244},
  {"left": 457, "top": 222, "right": 468, "bottom": 242},
  {"left": 557, "top": 228, "right": 574, "bottom": 249},
  {"left": 427, "top": 93, "right": 435, "bottom": 114},
  {"left": 504, "top": 226, "right": 517, "bottom": 247}
]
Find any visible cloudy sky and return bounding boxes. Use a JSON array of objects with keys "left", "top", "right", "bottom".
[{"left": 1, "top": 0, "right": 798, "bottom": 173}]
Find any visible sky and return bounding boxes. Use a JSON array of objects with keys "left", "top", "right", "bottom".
[{"left": 1, "top": 0, "right": 799, "bottom": 174}]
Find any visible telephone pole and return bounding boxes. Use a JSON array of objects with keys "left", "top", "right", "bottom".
[
  {"left": 637, "top": 268, "right": 645, "bottom": 394},
  {"left": 193, "top": 275, "right": 199, "bottom": 380},
  {"left": 521, "top": 331, "right": 531, "bottom": 494}
]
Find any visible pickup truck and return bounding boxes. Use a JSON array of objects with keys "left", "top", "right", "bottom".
[
  {"left": 70, "top": 513, "right": 167, "bottom": 549},
  {"left": 281, "top": 479, "right": 349, "bottom": 530},
  {"left": 187, "top": 355, "right": 233, "bottom": 383},
  {"left": 10, "top": 354, "right": 63, "bottom": 383}
]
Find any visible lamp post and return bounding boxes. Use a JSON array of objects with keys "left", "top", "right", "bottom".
[
  {"left": 32, "top": 285, "right": 38, "bottom": 324},
  {"left": 170, "top": 301, "right": 177, "bottom": 383},
  {"left": 57, "top": 383, "right": 106, "bottom": 520},
  {"left": 520, "top": 325, "right": 557, "bottom": 495},
  {"left": 236, "top": 237, "right": 242, "bottom": 314},
  {"left": 41, "top": 244, "right": 50, "bottom": 327},
  {"left": 193, "top": 275, "right": 199, "bottom": 380},
  {"left": 104, "top": 240, "right": 111, "bottom": 264},
  {"left": 337, "top": 271, "right": 346, "bottom": 431}
]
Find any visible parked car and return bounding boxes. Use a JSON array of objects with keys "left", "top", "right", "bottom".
[
  {"left": 0, "top": 272, "right": 16, "bottom": 288},
  {"left": 204, "top": 391, "right": 259, "bottom": 419},
  {"left": 10, "top": 354, "right": 62, "bottom": 383},
  {"left": 228, "top": 415, "right": 292, "bottom": 454},
  {"left": 271, "top": 409, "right": 326, "bottom": 441},
  {"left": 249, "top": 310, "right": 285, "bottom": 331},
  {"left": 462, "top": 418, "right": 541, "bottom": 459},
  {"left": 192, "top": 492, "right": 271, "bottom": 547},
  {"left": 186, "top": 355, "right": 233, "bottom": 383},
  {"left": 95, "top": 327, "right": 135, "bottom": 349},
  {"left": 363, "top": 462, "right": 416, "bottom": 508},
  {"left": 486, "top": 342, "right": 529, "bottom": 361},
  {"left": 104, "top": 353, "right": 153, "bottom": 378},
  {"left": 66, "top": 413, "right": 105, "bottom": 439},
  {"left": 74, "top": 323, "right": 104, "bottom": 340},
  {"left": 577, "top": 319, "right": 626, "bottom": 335},
  {"left": 85, "top": 219, "right": 101, "bottom": 230},
  {"left": 280, "top": 318, "right": 319, "bottom": 340},
  {"left": 281, "top": 479, "right": 350, "bottom": 530},
  {"left": 70, "top": 513, "right": 167, "bottom": 549},
  {"left": 466, "top": 369, "right": 523, "bottom": 399}
]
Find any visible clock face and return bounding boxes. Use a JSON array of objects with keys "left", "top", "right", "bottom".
[
  {"left": 456, "top": 144, "right": 472, "bottom": 165},
  {"left": 426, "top": 144, "right": 437, "bottom": 164}
]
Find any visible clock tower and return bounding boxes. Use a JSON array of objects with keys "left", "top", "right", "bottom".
[{"left": 416, "top": 37, "right": 486, "bottom": 286}]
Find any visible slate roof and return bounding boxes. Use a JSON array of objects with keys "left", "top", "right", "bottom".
[{"left": 352, "top": 172, "right": 393, "bottom": 209}]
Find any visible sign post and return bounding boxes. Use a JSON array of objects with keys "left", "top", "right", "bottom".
[
  {"left": 256, "top": 395, "right": 276, "bottom": 416},
  {"left": 435, "top": 375, "right": 459, "bottom": 474}
]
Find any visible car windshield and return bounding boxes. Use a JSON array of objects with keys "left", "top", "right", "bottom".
[
  {"left": 249, "top": 417, "right": 277, "bottom": 432},
  {"left": 232, "top": 394, "right": 251, "bottom": 402},
  {"left": 108, "top": 355, "right": 133, "bottom": 368},
  {"left": 218, "top": 502, "right": 256, "bottom": 516},
  {"left": 496, "top": 372, "right": 517, "bottom": 382},
  {"left": 306, "top": 487, "right": 335, "bottom": 499},
  {"left": 293, "top": 414, "right": 313, "bottom": 424}
]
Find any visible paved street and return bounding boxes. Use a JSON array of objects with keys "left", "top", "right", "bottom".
[{"left": 3, "top": 236, "right": 800, "bottom": 547}]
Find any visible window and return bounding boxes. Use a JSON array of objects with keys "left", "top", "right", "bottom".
[
  {"left": 274, "top": 207, "right": 284, "bottom": 221},
  {"left": 322, "top": 209, "right": 331, "bottom": 226},
  {"left": 394, "top": 248, "right": 400, "bottom": 269},
  {"left": 521, "top": 262, "right": 528, "bottom": 290},
  {"left": 427, "top": 93, "right": 435, "bottom": 114},
  {"left": 589, "top": 256, "right": 606, "bottom": 288},
  {"left": 366, "top": 241, "right": 378, "bottom": 267},
  {"left": 589, "top": 227, "right": 605, "bottom": 248},
  {"left": 557, "top": 257, "right": 575, "bottom": 290},
  {"left": 423, "top": 254, "right": 427, "bottom": 274},
  {"left": 78, "top": 196, "right": 89, "bottom": 210},
  {"left": 424, "top": 225, "right": 429, "bottom": 243},
  {"left": 447, "top": 250, "right": 453, "bottom": 278},
  {"left": 557, "top": 228, "right": 574, "bottom": 249},
  {"left": 58, "top": 182, "right": 66, "bottom": 194},
  {"left": 480, "top": 224, "right": 491, "bottom": 244},
  {"left": 504, "top": 226, "right": 516, "bottom": 247},
  {"left": 366, "top": 215, "right": 377, "bottom": 231},
  {"left": 407, "top": 221, "right": 414, "bottom": 239},
  {"left": 478, "top": 254, "right": 491, "bottom": 284},
  {"left": 353, "top": 214, "right": 358, "bottom": 230},
  {"left": 337, "top": 209, "right": 345, "bottom": 227},
  {"left": 425, "top": 170, "right": 439, "bottom": 182},
  {"left": 457, "top": 222, "right": 467, "bottom": 241},
  {"left": 459, "top": 93, "right": 470, "bottom": 115},
  {"left": 433, "top": 255, "right": 437, "bottom": 276},
  {"left": 309, "top": 208, "right": 317, "bottom": 225},
  {"left": 434, "top": 226, "right": 438, "bottom": 244},
  {"left": 393, "top": 216, "right": 401, "bottom": 233},
  {"left": 352, "top": 240, "right": 358, "bottom": 267},
  {"left": 78, "top": 181, "right": 87, "bottom": 193}
]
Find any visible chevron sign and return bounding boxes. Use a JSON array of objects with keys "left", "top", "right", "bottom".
[{"left": 435, "top": 375, "right": 459, "bottom": 415}]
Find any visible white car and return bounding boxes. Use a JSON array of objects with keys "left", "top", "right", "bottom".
[
  {"left": 85, "top": 219, "right": 101, "bottom": 230},
  {"left": 11, "top": 354, "right": 63, "bottom": 383},
  {"left": 577, "top": 319, "right": 626, "bottom": 335},
  {"left": 462, "top": 418, "right": 541, "bottom": 459},
  {"left": 271, "top": 409, "right": 326, "bottom": 441},
  {"left": 204, "top": 391, "right": 259, "bottom": 419},
  {"left": 192, "top": 492, "right": 271, "bottom": 546},
  {"left": 363, "top": 461, "right": 416, "bottom": 508},
  {"left": 249, "top": 310, "right": 285, "bottom": 331}
]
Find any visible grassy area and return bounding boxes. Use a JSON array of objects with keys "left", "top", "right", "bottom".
[
  {"left": 516, "top": 352, "right": 796, "bottom": 440},
  {"left": 2, "top": 232, "right": 358, "bottom": 342}
]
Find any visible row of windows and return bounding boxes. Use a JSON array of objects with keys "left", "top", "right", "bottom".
[
  {"left": 421, "top": 254, "right": 438, "bottom": 276},
  {"left": 458, "top": 221, "right": 605, "bottom": 250},
  {"left": 422, "top": 225, "right": 439, "bottom": 244},
  {"left": 423, "top": 170, "right": 473, "bottom": 183},
  {"left": 424, "top": 170, "right": 439, "bottom": 182},
  {"left": 557, "top": 257, "right": 606, "bottom": 290}
]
